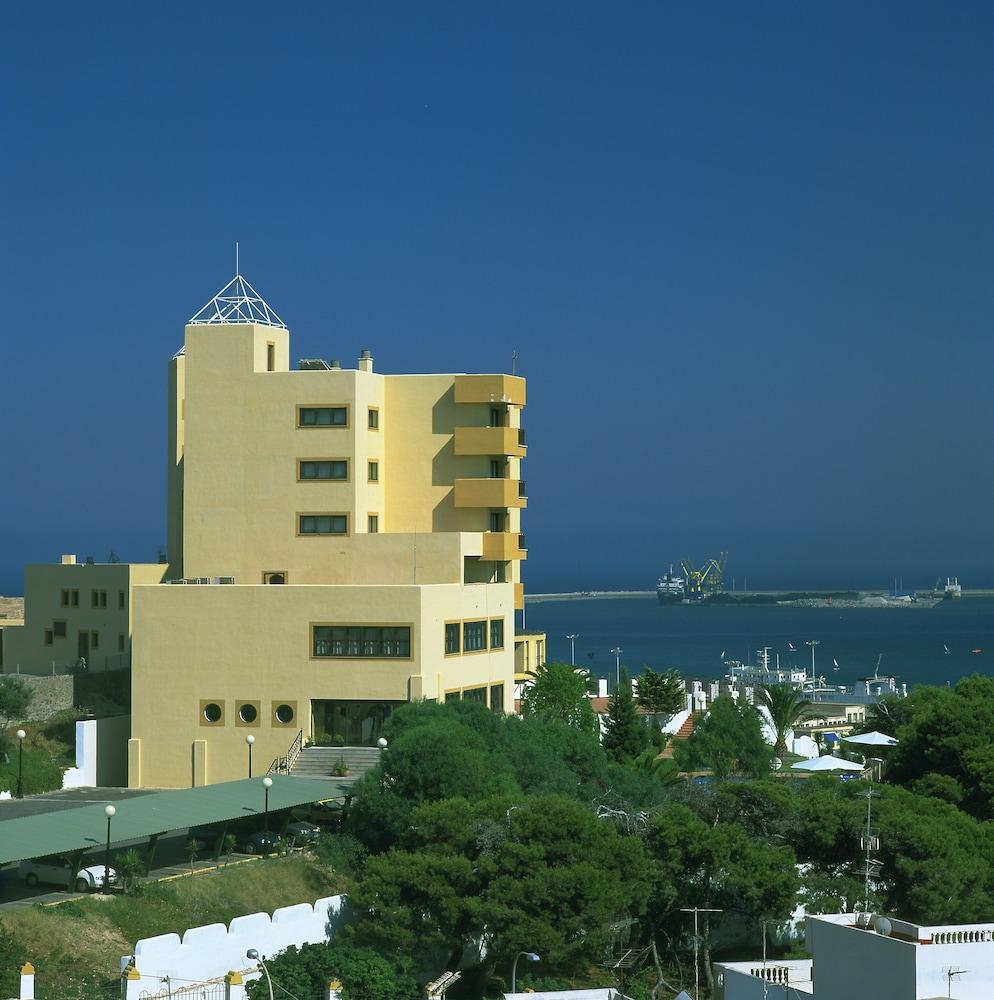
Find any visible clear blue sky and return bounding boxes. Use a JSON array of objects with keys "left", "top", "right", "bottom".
[{"left": 1, "top": 2, "right": 992, "bottom": 595}]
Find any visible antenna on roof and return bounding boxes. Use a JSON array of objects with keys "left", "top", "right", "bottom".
[
  {"left": 235, "top": 241, "right": 240, "bottom": 276},
  {"left": 511, "top": 349, "right": 518, "bottom": 376}
]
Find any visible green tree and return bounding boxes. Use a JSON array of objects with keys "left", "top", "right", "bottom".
[
  {"left": 677, "top": 696, "right": 772, "bottom": 779},
  {"left": 760, "top": 684, "right": 811, "bottom": 757},
  {"left": 636, "top": 668, "right": 685, "bottom": 728},
  {"left": 245, "top": 941, "right": 419, "bottom": 1000},
  {"left": 602, "top": 668, "right": 649, "bottom": 763},
  {"left": 0, "top": 677, "right": 33, "bottom": 749},
  {"left": 520, "top": 662, "right": 598, "bottom": 734}
]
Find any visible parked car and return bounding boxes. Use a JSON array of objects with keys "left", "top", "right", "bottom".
[
  {"left": 237, "top": 829, "right": 281, "bottom": 854},
  {"left": 18, "top": 856, "right": 118, "bottom": 893},
  {"left": 286, "top": 820, "right": 321, "bottom": 844}
]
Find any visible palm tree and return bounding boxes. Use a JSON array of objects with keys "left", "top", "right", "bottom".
[{"left": 761, "top": 684, "right": 812, "bottom": 757}]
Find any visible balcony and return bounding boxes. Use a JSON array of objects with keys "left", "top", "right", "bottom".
[
  {"left": 454, "top": 426, "right": 526, "bottom": 458},
  {"left": 454, "top": 374, "right": 526, "bottom": 406},
  {"left": 514, "top": 582, "right": 524, "bottom": 610},
  {"left": 481, "top": 532, "right": 527, "bottom": 561},
  {"left": 454, "top": 478, "right": 527, "bottom": 509}
]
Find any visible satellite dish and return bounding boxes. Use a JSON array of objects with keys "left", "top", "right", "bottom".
[{"left": 874, "top": 916, "right": 892, "bottom": 936}]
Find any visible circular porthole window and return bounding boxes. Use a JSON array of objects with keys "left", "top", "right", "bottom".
[
  {"left": 239, "top": 703, "right": 258, "bottom": 724},
  {"left": 203, "top": 703, "right": 222, "bottom": 724},
  {"left": 275, "top": 704, "right": 295, "bottom": 725}
]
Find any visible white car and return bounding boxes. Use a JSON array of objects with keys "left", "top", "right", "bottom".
[{"left": 18, "top": 855, "right": 118, "bottom": 893}]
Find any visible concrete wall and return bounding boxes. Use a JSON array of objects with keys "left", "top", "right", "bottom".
[
  {"left": 806, "top": 917, "right": 917, "bottom": 998},
  {"left": 123, "top": 894, "right": 347, "bottom": 991},
  {"left": 61, "top": 715, "right": 129, "bottom": 788}
]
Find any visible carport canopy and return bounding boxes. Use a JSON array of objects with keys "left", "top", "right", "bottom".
[{"left": 0, "top": 775, "right": 346, "bottom": 865}]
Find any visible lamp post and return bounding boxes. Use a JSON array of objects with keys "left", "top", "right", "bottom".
[
  {"left": 680, "top": 907, "right": 722, "bottom": 1000},
  {"left": 511, "top": 951, "right": 539, "bottom": 994},
  {"left": 566, "top": 634, "right": 578, "bottom": 666},
  {"left": 15, "top": 729, "right": 26, "bottom": 799},
  {"left": 377, "top": 736, "right": 388, "bottom": 793},
  {"left": 246, "top": 949, "right": 274, "bottom": 1000},
  {"left": 806, "top": 639, "right": 820, "bottom": 687},
  {"left": 611, "top": 647, "right": 623, "bottom": 689},
  {"left": 103, "top": 804, "right": 116, "bottom": 894},
  {"left": 262, "top": 776, "right": 272, "bottom": 831},
  {"left": 245, "top": 734, "right": 255, "bottom": 778}
]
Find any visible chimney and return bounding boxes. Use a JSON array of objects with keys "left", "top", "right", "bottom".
[
  {"left": 61, "top": 554, "right": 76, "bottom": 565},
  {"left": 358, "top": 348, "right": 374, "bottom": 373}
]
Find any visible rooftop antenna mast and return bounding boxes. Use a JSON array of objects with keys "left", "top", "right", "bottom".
[
  {"left": 235, "top": 241, "right": 239, "bottom": 275},
  {"left": 511, "top": 349, "right": 518, "bottom": 376},
  {"left": 856, "top": 787, "right": 881, "bottom": 918}
]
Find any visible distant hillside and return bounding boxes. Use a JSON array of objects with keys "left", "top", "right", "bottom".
[{"left": 0, "top": 596, "right": 24, "bottom": 621}]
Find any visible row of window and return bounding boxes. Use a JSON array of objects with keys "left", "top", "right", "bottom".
[
  {"left": 445, "top": 618, "right": 504, "bottom": 655},
  {"left": 201, "top": 700, "right": 297, "bottom": 727},
  {"left": 44, "top": 624, "right": 126, "bottom": 651},
  {"left": 298, "top": 513, "right": 380, "bottom": 535},
  {"left": 445, "top": 683, "right": 505, "bottom": 713},
  {"left": 298, "top": 406, "right": 380, "bottom": 430},
  {"left": 313, "top": 625, "right": 412, "bottom": 659},
  {"left": 298, "top": 459, "right": 378, "bottom": 482},
  {"left": 60, "top": 589, "right": 126, "bottom": 610}
]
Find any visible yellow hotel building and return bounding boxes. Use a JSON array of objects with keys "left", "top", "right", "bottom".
[{"left": 3, "top": 274, "right": 534, "bottom": 788}]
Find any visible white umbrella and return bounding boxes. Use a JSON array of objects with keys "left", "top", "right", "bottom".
[
  {"left": 842, "top": 731, "right": 899, "bottom": 747},
  {"left": 791, "top": 755, "right": 865, "bottom": 772}
]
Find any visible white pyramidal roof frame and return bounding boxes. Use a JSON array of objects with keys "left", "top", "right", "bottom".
[{"left": 188, "top": 273, "right": 286, "bottom": 328}]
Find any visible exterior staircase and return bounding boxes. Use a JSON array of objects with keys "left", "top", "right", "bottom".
[
  {"left": 674, "top": 710, "right": 703, "bottom": 741},
  {"left": 289, "top": 745, "right": 382, "bottom": 782}
]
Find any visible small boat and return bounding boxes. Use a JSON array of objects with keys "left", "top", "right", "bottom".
[
  {"left": 944, "top": 644, "right": 951, "bottom": 655},
  {"left": 971, "top": 648, "right": 983, "bottom": 655}
]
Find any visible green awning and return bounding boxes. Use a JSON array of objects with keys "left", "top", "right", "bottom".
[{"left": 0, "top": 776, "right": 347, "bottom": 865}]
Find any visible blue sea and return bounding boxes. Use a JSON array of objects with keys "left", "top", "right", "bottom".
[{"left": 523, "top": 594, "right": 994, "bottom": 689}]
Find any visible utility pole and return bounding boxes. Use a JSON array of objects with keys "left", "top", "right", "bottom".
[
  {"left": 611, "top": 647, "right": 623, "bottom": 689},
  {"left": 680, "top": 907, "right": 722, "bottom": 1000}
]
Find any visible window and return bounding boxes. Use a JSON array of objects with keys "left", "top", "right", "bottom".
[
  {"left": 463, "top": 687, "right": 487, "bottom": 704},
  {"left": 44, "top": 629, "right": 53, "bottom": 646},
  {"left": 70, "top": 590, "right": 79, "bottom": 607},
  {"left": 368, "top": 461, "right": 379, "bottom": 482},
  {"left": 445, "top": 623, "right": 461, "bottom": 655},
  {"left": 299, "top": 460, "right": 348, "bottom": 480},
  {"left": 267, "top": 342, "right": 275, "bottom": 372},
  {"left": 368, "top": 407, "right": 379, "bottom": 430},
  {"left": 299, "top": 406, "right": 347, "bottom": 427},
  {"left": 275, "top": 703, "right": 295, "bottom": 725},
  {"left": 118, "top": 633, "right": 125, "bottom": 652},
  {"left": 463, "top": 620, "right": 487, "bottom": 652},
  {"left": 203, "top": 703, "right": 223, "bottom": 724},
  {"left": 53, "top": 620, "right": 67, "bottom": 639},
  {"left": 299, "top": 514, "right": 348, "bottom": 535},
  {"left": 490, "top": 407, "right": 503, "bottom": 427},
  {"left": 368, "top": 514, "right": 379, "bottom": 534},
  {"left": 489, "top": 511, "right": 505, "bottom": 532},
  {"left": 118, "top": 591, "right": 125, "bottom": 610},
  {"left": 60, "top": 590, "right": 70, "bottom": 607},
  {"left": 313, "top": 625, "right": 411, "bottom": 659},
  {"left": 490, "top": 618, "right": 504, "bottom": 649},
  {"left": 490, "top": 459, "right": 503, "bottom": 479},
  {"left": 238, "top": 703, "right": 258, "bottom": 724},
  {"left": 90, "top": 632, "right": 99, "bottom": 650},
  {"left": 91, "top": 590, "right": 107, "bottom": 609},
  {"left": 490, "top": 684, "right": 504, "bottom": 713},
  {"left": 263, "top": 571, "right": 287, "bottom": 585},
  {"left": 445, "top": 690, "right": 461, "bottom": 703}
]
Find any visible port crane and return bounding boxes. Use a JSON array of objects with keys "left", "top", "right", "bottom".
[{"left": 680, "top": 551, "right": 728, "bottom": 597}]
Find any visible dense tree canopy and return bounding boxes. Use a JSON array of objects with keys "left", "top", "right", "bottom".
[
  {"left": 677, "top": 695, "right": 772, "bottom": 779},
  {"left": 520, "top": 662, "right": 599, "bottom": 734}
]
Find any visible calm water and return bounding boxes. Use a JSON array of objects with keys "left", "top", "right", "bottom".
[{"left": 524, "top": 595, "right": 994, "bottom": 689}]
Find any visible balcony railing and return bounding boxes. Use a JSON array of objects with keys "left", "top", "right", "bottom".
[
  {"left": 518, "top": 480, "right": 527, "bottom": 498},
  {"left": 481, "top": 531, "right": 527, "bottom": 561},
  {"left": 518, "top": 533, "right": 526, "bottom": 550},
  {"left": 454, "top": 478, "right": 527, "bottom": 509},
  {"left": 518, "top": 428, "right": 526, "bottom": 447}
]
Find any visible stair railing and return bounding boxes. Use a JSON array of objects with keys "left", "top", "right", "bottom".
[{"left": 267, "top": 729, "right": 304, "bottom": 774}]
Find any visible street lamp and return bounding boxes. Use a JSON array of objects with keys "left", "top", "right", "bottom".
[
  {"left": 103, "top": 804, "right": 116, "bottom": 894},
  {"left": 245, "top": 734, "right": 255, "bottom": 778},
  {"left": 566, "top": 634, "right": 578, "bottom": 666},
  {"left": 511, "top": 951, "right": 539, "bottom": 994},
  {"left": 377, "top": 736, "right": 388, "bottom": 792},
  {"left": 611, "top": 647, "right": 623, "bottom": 688},
  {"left": 806, "top": 640, "right": 820, "bottom": 687},
  {"left": 246, "top": 949, "right": 274, "bottom": 1000},
  {"left": 262, "top": 776, "right": 273, "bottom": 831},
  {"left": 15, "top": 729, "right": 26, "bottom": 799}
]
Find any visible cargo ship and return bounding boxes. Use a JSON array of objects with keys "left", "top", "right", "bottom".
[{"left": 656, "top": 565, "right": 687, "bottom": 604}]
